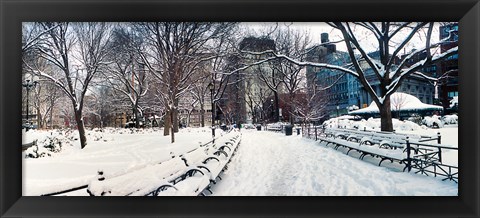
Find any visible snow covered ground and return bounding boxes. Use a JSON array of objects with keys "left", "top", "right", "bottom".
[
  {"left": 22, "top": 127, "right": 223, "bottom": 195},
  {"left": 22, "top": 124, "right": 458, "bottom": 196}
]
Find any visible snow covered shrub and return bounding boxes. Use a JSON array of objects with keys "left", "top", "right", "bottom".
[
  {"left": 393, "top": 119, "right": 421, "bottom": 131},
  {"left": 406, "top": 114, "right": 423, "bottom": 125},
  {"left": 42, "top": 135, "right": 63, "bottom": 152},
  {"left": 88, "top": 132, "right": 104, "bottom": 141},
  {"left": 422, "top": 115, "right": 444, "bottom": 128},
  {"left": 322, "top": 119, "right": 336, "bottom": 128},
  {"left": 24, "top": 145, "right": 41, "bottom": 158},
  {"left": 23, "top": 130, "right": 76, "bottom": 158},
  {"left": 442, "top": 114, "right": 458, "bottom": 124},
  {"left": 323, "top": 118, "right": 349, "bottom": 129}
]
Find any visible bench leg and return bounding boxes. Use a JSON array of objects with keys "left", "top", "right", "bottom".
[
  {"left": 346, "top": 148, "right": 354, "bottom": 155},
  {"left": 378, "top": 158, "right": 393, "bottom": 166}
]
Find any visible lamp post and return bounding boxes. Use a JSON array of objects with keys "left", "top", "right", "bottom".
[
  {"left": 208, "top": 82, "right": 215, "bottom": 142},
  {"left": 270, "top": 99, "right": 274, "bottom": 122},
  {"left": 22, "top": 74, "right": 38, "bottom": 131},
  {"left": 336, "top": 105, "right": 340, "bottom": 128}
]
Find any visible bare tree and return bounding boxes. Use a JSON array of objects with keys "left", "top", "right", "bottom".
[
  {"left": 272, "top": 26, "right": 312, "bottom": 123},
  {"left": 136, "top": 22, "right": 237, "bottom": 143},
  {"left": 22, "top": 46, "right": 63, "bottom": 129},
  {"left": 103, "top": 25, "right": 149, "bottom": 128},
  {"left": 83, "top": 85, "right": 116, "bottom": 128},
  {"left": 23, "top": 22, "right": 113, "bottom": 148},
  {"left": 32, "top": 79, "right": 62, "bottom": 129},
  {"left": 390, "top": 92, "right": 409, "bottom": 119},
  {"left": 188, "top": 65, "right": 210, "bottom": 127},
  {"left": 293, "top": 74, "right": 328, "bottom": 125}
]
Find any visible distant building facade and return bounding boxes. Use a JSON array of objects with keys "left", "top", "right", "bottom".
[
  {"left": 437, "top": 23, "right": 458, "bottom": 109},
  {"left": 220, "top": 37, "right": 276, "bottom": 124},
  {"left": 306, "top": 33, "right": 359, "bottom": 118},
  {"left": 306, "top": 33, "right": 437, "bottom": 119}
]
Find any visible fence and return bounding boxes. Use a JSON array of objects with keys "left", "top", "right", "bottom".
[{"left": 303, "top": 125, "right": 458, "bottom": 183}]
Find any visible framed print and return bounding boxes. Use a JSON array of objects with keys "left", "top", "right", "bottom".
[{"left": 1, "top": 0, "right": 479, "bottom": 217}]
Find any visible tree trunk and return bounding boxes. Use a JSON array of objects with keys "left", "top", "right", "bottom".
[
  {"left": 37, "top": 110, "right": 43, "bottom": 129},
  {"left": 50, "top": 106, "right": 54, "bottom": 129},
  {"left": 186, "top": 111, "right": 192, "bottom": 127},
  {"left": 164, "top": 110, "right": 170, "bottom": 136},
  {"left": 173, "top": 100, "right": 179, "bottom": 133},
  {"left": 289, "top": 94, "right": 294, "bottom": 124},
  {"left": 200, "top": 104, "right": 205, "bottom": 127},
  {"left": 378, "top": 96, "right": 394, "bottom": 132},
  {"left": 74, "top": 110, "right": 87, "bottom": 149},
  {"left": 133, "top": 104, "right": 140, "bottom": 128},
  {"left": 170, "top": 110, "right": 175, "bottom": 143},
  {"left": 274, "top": 92, "right": 280, "bottom": 122}
]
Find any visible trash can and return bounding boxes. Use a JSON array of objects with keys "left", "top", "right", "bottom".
[
  {"left": 285, "top": 125, "right": 293, "bottom": 136},
  {"left": 256, "top": 125, "right": 261, "bottom": 131},
  {"left": 296, "top": 128, "right": 301, "bottom": 135}
]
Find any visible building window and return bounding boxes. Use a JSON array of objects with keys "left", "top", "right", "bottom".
[{"left": 448, "top": 91, "right": 458, "bottom": 98}]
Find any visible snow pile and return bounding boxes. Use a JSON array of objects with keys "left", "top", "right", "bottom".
[
  {"left": 349, "top": 92, "right": 443, "bottom": 114},
  {"left": 324, "top": 114, "right": 458, "bottom": 131},
  {"left": 422, "top": 115, "right": 444, "bottom": 128},
  {"left": 23, "top": 130, "right": 77, "bottom": 158},
  {"left": 393, "top": 119, "right": 424, "bottom": 131},
  {"left": 323, "top": 117, "right": 424, "bottom": 131},
  {"left": 442, "top": 114, "right": 458, "bottom": 124}
]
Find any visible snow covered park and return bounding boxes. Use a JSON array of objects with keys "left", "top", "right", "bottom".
[{"left": 22, "top": 119, "right": 458, "bottom": 196}]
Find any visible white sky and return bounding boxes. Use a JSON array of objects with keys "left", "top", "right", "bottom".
[{"left": 241, "top": 22, "right": 443, "bottom": 54}]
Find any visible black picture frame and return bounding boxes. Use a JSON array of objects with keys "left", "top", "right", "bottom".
[{"left": 1, "top": 0, "right": 479, "bottom": 217}]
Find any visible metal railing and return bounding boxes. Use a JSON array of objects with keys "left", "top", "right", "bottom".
[{"left": 303, "top": 125, "right": 458, "bottom": 183}]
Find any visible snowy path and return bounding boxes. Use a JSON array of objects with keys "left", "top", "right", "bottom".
[{"left": 211, "top": 130, "right": 457, "bottom": 196}]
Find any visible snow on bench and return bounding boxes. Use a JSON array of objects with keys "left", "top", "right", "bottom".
[
  {"left": 311, "top": 126, "right": 456, "bottom": 181},
  {"left": 322, "top": 128, "right": 428, "bottom": 150},
  {"left": 182, "top": 146, "right": 224, "bottom": 181},
  {"left": 87, "top": 132, "right": 242, "bottom": 196},
  {"left": 87, "top": 157, "right": 189, "bottom": 196},
  {"left": 338, "top": 139, "right": 406, "bottom": 166},
  {"left": 160, "top": 132, "right": 242, "bottom": 196},
  {"left": 315, "top": 128, "right": 434, "bottom": 167}
]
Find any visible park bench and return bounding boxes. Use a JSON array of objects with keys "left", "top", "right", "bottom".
[
  {"left": 87, "top": 156, "right": 193, "bottom": 196},
  {"left": 337, "top": 139, "right": 407, "bottom": 166},
  {"left": 87, "top": 132, "right": 242, "bottom": 196},
  {"left": 321, "top": 128, "right": 435, "bottom": 151},
  {"left": 314, "top": 127, "right": 445, "bottom": 168},
  {"left": 266, "top": 125, "right": 283, "bottom": 132},
  {"left": 305, "top": 126, "right": 457, "bottom": 182}
]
